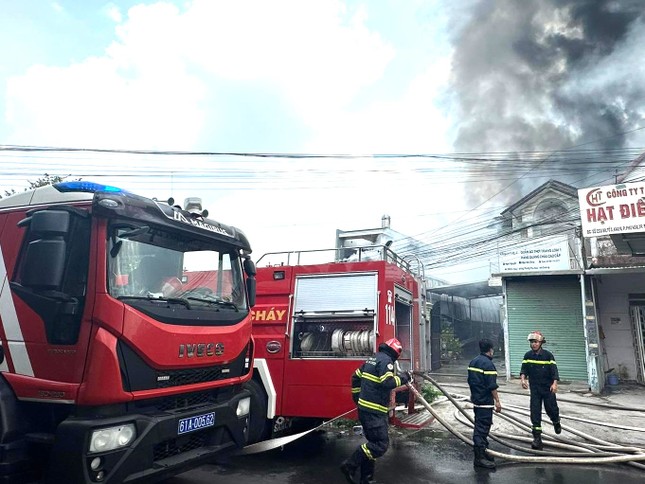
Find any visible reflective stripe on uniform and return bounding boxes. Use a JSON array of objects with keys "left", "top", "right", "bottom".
[
  {"left": 522, "top": 359, "right": 557, "bottom": 365},
  {"left": 361, "top": 373, "right": 381, "bottom": 383},
  {"left": 361, "top": 370, "right": 396, "bottom": 384},
  {"left": 357, "top": 398, "right": 389, "bottom": 413},
  {"left": 361, "top": 443, "right": 375, "bottom": 460},
  {"left": 468, "top": 367, "right": 497, "bottom": 375}
]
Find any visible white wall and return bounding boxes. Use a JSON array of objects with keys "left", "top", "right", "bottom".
[
  {"left": 509, "top": 188, "right": 579, "bottom": 236},
  {"left": 594, "top": 273, "right": 641, "bottom": 380}
]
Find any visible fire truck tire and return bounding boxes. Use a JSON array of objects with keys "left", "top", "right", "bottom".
[
  {"left": 244, "top": 379, "right": 271, "bottom": 444},
  {"left": 0, "top": 376, "right": 34, "bottom": 481}
]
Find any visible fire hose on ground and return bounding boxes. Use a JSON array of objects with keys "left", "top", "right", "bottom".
[
  {"left": 237, "top": 408, "right": 356, "bottom": 455},
  {"left": 451, "top": 406, "right": 645, "bottom": 468},
  {"left": 428, "top": 377, "right": 645, "bottom": 413},
  {"left": 410, "top": 371, "right": 645, "bottom": 468},
  {"left": 237, "top": 371, "right": 645, "bottom": 469}
]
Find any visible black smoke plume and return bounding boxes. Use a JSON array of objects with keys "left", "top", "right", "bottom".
[{"left": 448, "top": 0, "right": 645, "bottom": 204}]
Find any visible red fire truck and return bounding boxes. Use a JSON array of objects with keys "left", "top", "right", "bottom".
[
  {"left": 244, "top": 244, "right": 431, "bottom": 442},
  {"left": 0, "top": 181, "right": 257, "bottom": 483}
]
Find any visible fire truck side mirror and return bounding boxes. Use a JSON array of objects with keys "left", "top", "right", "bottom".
[
  {"left": 246, "top": 277, "right": 256, "bottom": 308},
  {"left": 243, "top": 258, "right": 257, "bottom": 276},
  {"left": 19, "top": 210, "right": 70, "bottom": 290},
  {"left": 243, "top": 257, "right": 256, "bottom": 307}
]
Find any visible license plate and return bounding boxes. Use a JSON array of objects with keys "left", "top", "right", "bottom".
[{"left": 178, "top": 412, "right": 215, "bottom": 435}]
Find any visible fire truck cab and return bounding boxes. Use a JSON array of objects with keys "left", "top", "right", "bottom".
[
  {"left": 247, "top": 243, "right": 431, "bottom": 442},
  {"left": 0, "top": 182, "right": 257, "bottom": 483}
]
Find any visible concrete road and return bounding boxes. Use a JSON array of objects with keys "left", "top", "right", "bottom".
[{"left": 165, "top": 428, "right": 645, "bottom": 484}]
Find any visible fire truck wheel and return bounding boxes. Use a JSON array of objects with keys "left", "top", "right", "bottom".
[{"left": 244, "top": 379, "right": 270, "bottom": 444}]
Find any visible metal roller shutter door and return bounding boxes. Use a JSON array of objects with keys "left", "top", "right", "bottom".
[{"left": 507, "top": 276, "right": 588, "bottom": 381}]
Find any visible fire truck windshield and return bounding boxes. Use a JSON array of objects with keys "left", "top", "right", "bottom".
[{"left": 107, "top": 225, "right": 247, "bottom": 313}]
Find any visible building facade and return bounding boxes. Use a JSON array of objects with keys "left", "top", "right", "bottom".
[
  {"left": 492, "top": 180, "right": 594, "bottom": 387},
  {"left": 579, "top": 174, "right": 645, "bottom": 390}
]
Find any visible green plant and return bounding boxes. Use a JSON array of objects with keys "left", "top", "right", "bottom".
[
  {"left": 332, "top": 418, "right": 358, "bottom": 430},
  {"left": 441, "top": 328, "right": 461, "bottom": 359},
  {"left": 420, "top": 383, "right": 441, "bottom": 403}
]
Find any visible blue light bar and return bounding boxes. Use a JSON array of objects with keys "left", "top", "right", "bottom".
[{"left": 54, "top": 181, "right": 124, "bottom": 193}]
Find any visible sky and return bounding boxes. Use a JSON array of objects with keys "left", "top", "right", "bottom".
[{"left": 1, "top": 0, "right": 645, "bottom": 284}]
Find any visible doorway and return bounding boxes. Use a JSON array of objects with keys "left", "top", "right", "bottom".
[{"left": 629, "top": 304, "right": 645, "bottom": 383}]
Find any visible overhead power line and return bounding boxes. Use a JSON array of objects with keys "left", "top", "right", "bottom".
[{"left": 1, "top": 143, "right": 643, "bottom": 283}]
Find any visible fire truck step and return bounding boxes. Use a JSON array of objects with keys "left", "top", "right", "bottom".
[{"left": 394, "top": 410, "right": 434, "bottom": 429}]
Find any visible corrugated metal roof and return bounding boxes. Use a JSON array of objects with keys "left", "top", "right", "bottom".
[
  {"left": 590, "top": 255, "right": 645, "bottom": 268},
  {"left": 430, "top": 280, "right": 502, "bottom": 299},
  {"left": 585, "top": 255, "right": 645, "bottom": 274}
]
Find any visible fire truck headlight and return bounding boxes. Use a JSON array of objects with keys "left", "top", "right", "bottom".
[
  {"left": 89, "top": 423, "right": 136, "bottom": 453},
  {"left": 236, "top": 397, "right": 250, "bottom": 417}
]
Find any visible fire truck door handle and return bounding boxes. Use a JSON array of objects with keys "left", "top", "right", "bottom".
[
  {"left": 376, "top": 290, "right": 380, "bottom": 336},
  {"left": 285, "top": 294, "right": 293, "bottom": 338}
]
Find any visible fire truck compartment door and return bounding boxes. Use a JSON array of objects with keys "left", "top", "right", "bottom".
[
  {"left": 293, "top": 273, "right": 378, "bottom": 313},
  {"left": 394, "top": 285, "right": 413, "bottom": 305}
]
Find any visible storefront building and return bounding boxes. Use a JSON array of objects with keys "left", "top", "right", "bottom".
[
  {"left": 579, "top": 177, "right": 645, "bottom": 391},
  {"left": 493, "top": 180, "right": 595, "bottom": 389}
]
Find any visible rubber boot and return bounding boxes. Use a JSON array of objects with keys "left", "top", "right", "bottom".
[
  {"left": 531, "top": 434, "right": 543, "bottom": 450},
  {"left": 360, "top": 459, "right": 376, "bottom": 484},
  {"left": 483, "top": 448, "right": 495, "bottom": 463},
  {"left": 473, "top": 447, "right": 496, "bottom": 469},
  {"left": 340, "top": 458, "right": 359, "bottom": 484}
]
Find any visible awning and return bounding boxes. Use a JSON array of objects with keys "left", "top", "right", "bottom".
[
  {"left": 586, "top": 265, "right": 645, "bottom": 275},
  {"left": 611, "top": 232, "right": 645, "bottom": 256},
  {"left": 492, "top": 270, "right": 583, "bottom": 278}
]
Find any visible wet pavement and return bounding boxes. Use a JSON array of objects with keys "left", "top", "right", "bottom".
[
  {"left": 166, "top": 426, "right": 645, "bottom": 484},
  {"left": 426, "top": 360, "right": 645, "bottom": 450},
  {"left": 166, "top": 359, "right": 645, "bottom": 483}
]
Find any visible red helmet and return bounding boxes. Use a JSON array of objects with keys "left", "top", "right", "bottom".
[
  {"left": 528, "top": 331, "right": 545, "bottom": 343},
  {"left": 384, "top": 338, "right": 403, "bottom": 357}
]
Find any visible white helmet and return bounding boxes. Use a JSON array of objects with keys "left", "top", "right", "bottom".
[{"left": 527, "top": 331, "right": 545, "bottom": 343}]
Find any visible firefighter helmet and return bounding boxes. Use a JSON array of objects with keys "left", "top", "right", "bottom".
[
  {"left": 527, "top": 331, "right": 545, "bottom": 343},
  {"left": 384, "top": 338, "right": 403, "bottom": 356}
]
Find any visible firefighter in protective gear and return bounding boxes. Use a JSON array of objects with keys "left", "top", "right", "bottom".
[
  {"left": 520, "top": 331, "right": 561, "bottom": 450},
  {"left": 468, "top": 339, "right": 502, "bottom": 469},
  {"left": 341, "top": 338, "right": 409, "bottom": 484}
]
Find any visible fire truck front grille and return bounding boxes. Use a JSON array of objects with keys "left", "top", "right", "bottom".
[
  {"left": 156, "top": 367, "right": 223, "bottom": 388},
  {"left": 133, "top": 388, "right": 236, "bottom": 412},
  {"left": 118, "top": 340, "right": 251, "bottom": 392},
  {"left": 153, "top": 430, "right": 209, "bottom": 461},
  {"left": 156, "top": 391, "right": 214, "bottom": 411}
]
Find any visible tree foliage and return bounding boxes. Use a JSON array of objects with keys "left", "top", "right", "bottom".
[{"left": 1, "top": 174, "right": 75, "bottom": 198}]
